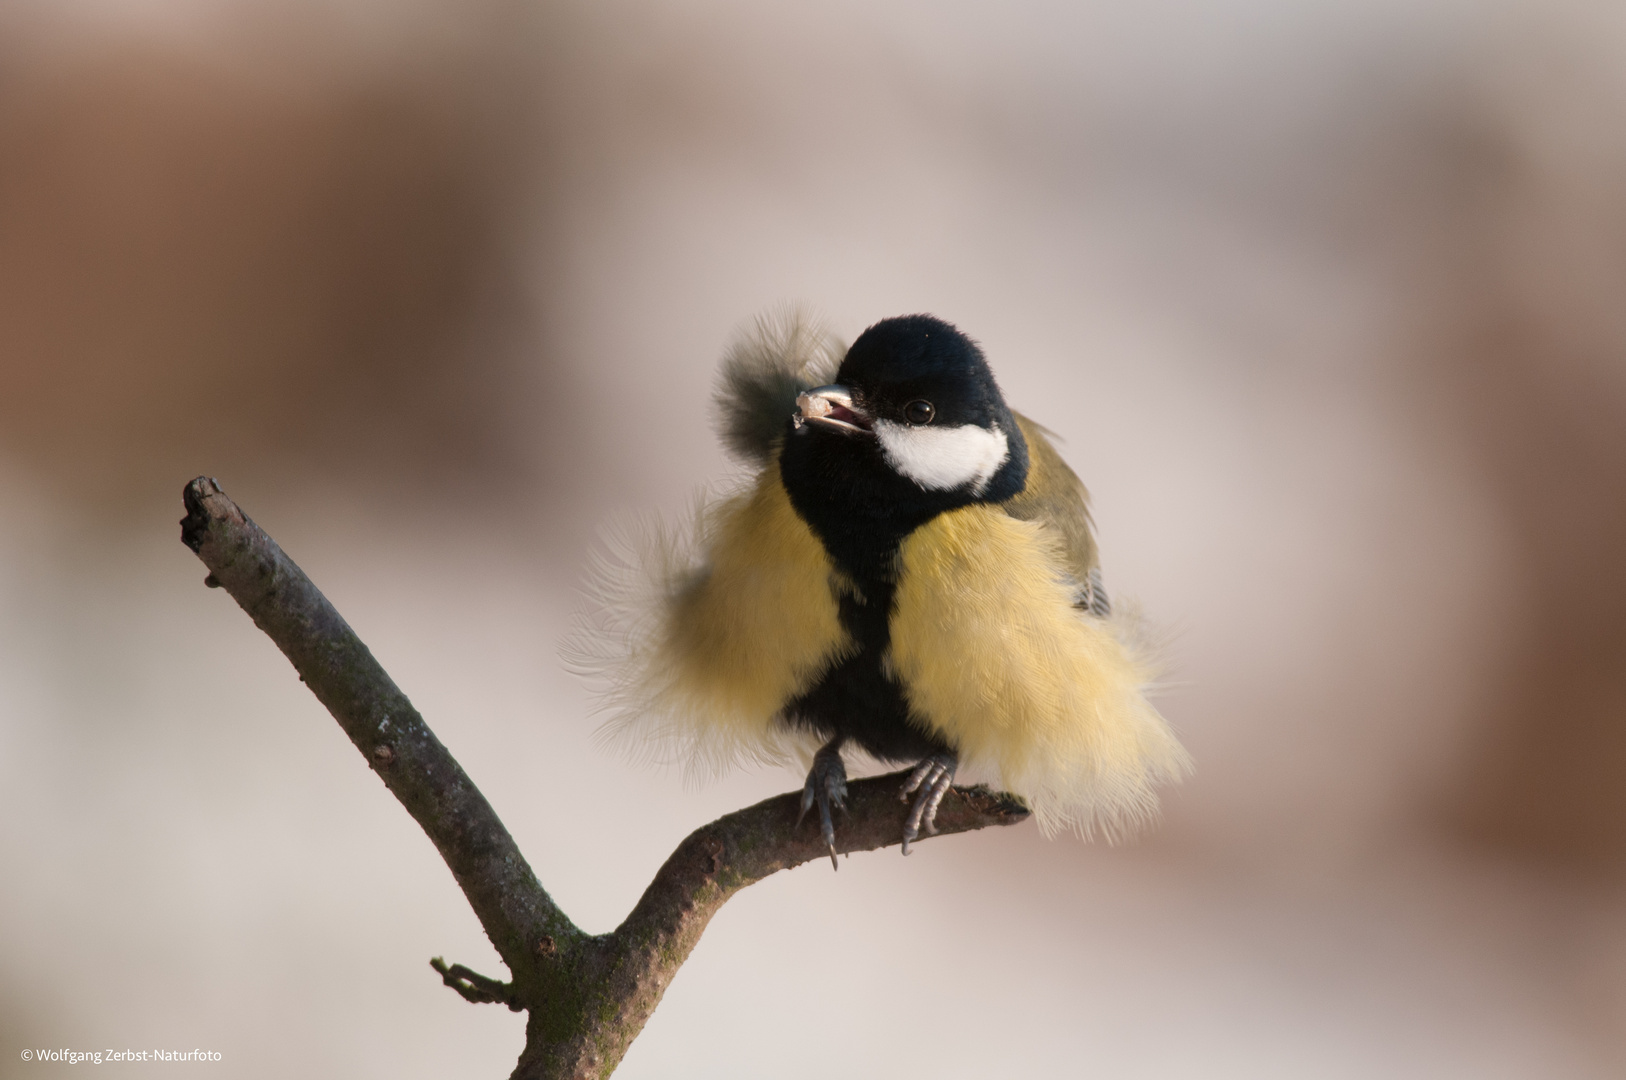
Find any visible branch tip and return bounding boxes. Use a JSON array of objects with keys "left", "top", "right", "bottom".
[
  {"left": 179, "top": 476, "right": 232, "bottom": 553},
  {"left": 430, "top": 957, "right": 522, "bottom": 1012}
]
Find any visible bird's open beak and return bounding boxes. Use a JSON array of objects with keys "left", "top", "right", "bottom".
[{"left": 794, "top": 385, "right": 872, "bottom": 435}]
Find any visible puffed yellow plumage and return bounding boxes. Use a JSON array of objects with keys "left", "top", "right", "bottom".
[{"left": 569, "top": 309, "right": 1187, "bottom": 849}]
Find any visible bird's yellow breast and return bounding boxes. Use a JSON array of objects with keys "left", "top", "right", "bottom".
[
  {"left": 888, "top": 504, "right": 1189, "bottom": 837},
  {"left": 652, "top": 469, "right": 852, "bottom": 764}
]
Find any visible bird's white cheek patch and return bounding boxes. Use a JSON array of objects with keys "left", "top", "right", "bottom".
[{"left": 874, "top": 421, "right": 1009, "bottom": 494}]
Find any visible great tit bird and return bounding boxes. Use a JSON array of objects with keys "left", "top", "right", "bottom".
[{"left": 572, "top": 311, "right": 1188, "bottom": 866}]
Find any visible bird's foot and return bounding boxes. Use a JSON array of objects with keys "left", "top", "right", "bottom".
[
  {"left": 899, "top": 753, "right": 957, "bottom": 855},
  {"left": 798, "top": 741, "right": 848, "bottom": 871}
]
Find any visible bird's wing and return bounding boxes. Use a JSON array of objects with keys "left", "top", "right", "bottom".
[
  {"left": 713, "top": 308, "right": 844, "bottom": 466},
  {"left": 1000, "top": 413, "right": 1110, "bottom": 615}
]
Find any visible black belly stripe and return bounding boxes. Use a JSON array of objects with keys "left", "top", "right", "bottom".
[
  {"left": 774, "top": 425, "right": 1004, "bottom": 764},
  {"left": 781, "top": 562, "right": 953, "bottom": 764}
]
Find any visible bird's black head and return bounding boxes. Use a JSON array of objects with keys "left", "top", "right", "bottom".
[{"left": 778, "top": 314, "right": 1029, "bottom": 579}]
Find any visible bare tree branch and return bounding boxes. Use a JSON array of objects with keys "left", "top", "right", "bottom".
[
  {"left": 179, "top": 477, "right": 573, "bottom": 985},
  {"left": 180, "top": 476, "right": 1030, "bottom": 1079}
]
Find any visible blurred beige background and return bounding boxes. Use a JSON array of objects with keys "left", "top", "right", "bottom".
[{"left": 2, "top": 0, "right": 1624, "bottom": 1076}]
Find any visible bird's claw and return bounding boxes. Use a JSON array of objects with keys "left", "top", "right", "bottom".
[
  {"left": 900, "top": 753, "right": 957, "bottom": 855},
  {"left": 799, "top": 742, "right": 848, "bottom": 870}
]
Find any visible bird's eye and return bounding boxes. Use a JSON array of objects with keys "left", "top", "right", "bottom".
[{"left": 903, "top": 400, "right": 935, "bottom": 425}]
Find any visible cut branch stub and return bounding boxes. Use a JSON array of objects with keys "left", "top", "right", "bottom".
[{"left": 180, "top": 476, "right": 1030, "bottom": 1080}]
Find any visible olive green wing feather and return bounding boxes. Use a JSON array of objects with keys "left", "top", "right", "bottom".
[{"left": 1002, "top": 413, "right": 1110, "bottom": 615}]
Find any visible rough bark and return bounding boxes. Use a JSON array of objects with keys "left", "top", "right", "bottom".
[{"left": 179, "top": 476, "right": 1030, "bottom": 1079}]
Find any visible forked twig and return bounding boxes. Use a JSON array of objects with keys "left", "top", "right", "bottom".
[{"left": 180, "top": 476, "right": 1029, "bottom": 1079}]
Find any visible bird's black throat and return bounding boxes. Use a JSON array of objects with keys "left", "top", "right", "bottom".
[
  {"left": 772, "top": 312, "right": 1034, "bottom": 765},
  {"left": 775, "top": 425, "right": 1004, "bottom": 763}
]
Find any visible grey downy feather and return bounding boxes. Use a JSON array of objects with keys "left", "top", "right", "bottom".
[{"left": 713, "top": 307, "right": 845, "bottom": 465}]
